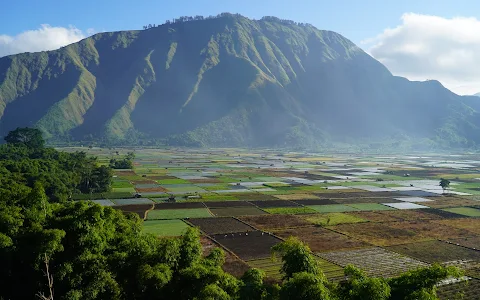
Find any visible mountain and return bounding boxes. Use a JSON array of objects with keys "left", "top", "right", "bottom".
[
  {"left": 1, "top": 13, "right": 479, "bottom": 148},
  {"left": 473, "top": 93, "right": 480, "bottom": 97}
]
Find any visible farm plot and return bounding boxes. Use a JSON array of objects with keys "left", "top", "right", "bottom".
[
  {"left": 442, "top": 207, "right": 480, "bottom": 217},
  {"left": 247, "top": 256, "right": 344, "bottom": 282},
  {"left": 388, "top": 220, "right": 476, "bottom": 240},
  {"left": 333, "top": 197, "right": 403, "bottom": 204},
  {"left": 199, "top": 194, "right": 239, "bottom": 201},
  {"left": 263, "top": 207, "right": 317, "bottom": 215},
  {"left": 154, "top": 202, "right": 206, "bottom": 209},
  {"left": 344, "top": 211, "right": 401, "bottom": 223},
  {"left": 274, "top": 194, "right": 321, "bottom": 200},
  {"left": 113, "top": 187, "right": 136, "bottom": 193},
  {"left": 318, "top": 247, "right": 428, "bottom": 278},
  {"left": 112, "top": 198, "right": 154, "bottom": 205},
  {"left": 249, "top": 200, "right": 300, "bottom": 208},
  {"left": 424, "top": 197, "right": 480, "bottom": 208},
  {"left": 114, "top": 204, "right": 153, "bottom": 219},
  {"left": 238, "top": 214, "right": 312, "bottom": 230},
  {"left": 466, "top": 265, "right": 480, "bottom": 279},
  {"left": 142, "top": 220, "right": 190, "bottom": 237},
  {"left": 188, "top": 217, "right": 255, "bottom": 235},
  {"left": 134, "top": 183, "right": 161, "bottom": 189},
  {"left": 135, "top": 186, "right": 168, "bottom": 193},
  {"left": 449, "top": 236, "right": 480, "bottom": 250},
  {"left": 345, "top": 203, "right": 394, "bottom": 211},
  {"left": 147, "top": 208, "right": 212, "bottom": 219},
  {"left": 209, "top": 207, "right": 267, "bottom": 217},
  {"left": 263, "top": 182, "right": 291, "bottom": 188},
  {"left": 437, "top": 279, "right": 480, "bottom": 300},
  {"left": 157, "top": 178, "right": 191, "bottom": 184},
  {"left": 314, "top": 191, "right": 401, "bottom": 199},
  {"left": 398, "top": 190, "right": 441, "bottom": 197},
  {"left": 433, "top": 218, "right": 480, "bottom": 234},
  {"left": 274, "top": 226, "right": 370, "bottom": 252},
  {"left": 247, "top": 258, "right": 283, "bottom": 280},
  {"left": 308, "top": 204, "right": 360, "bottom": 213},
  {"left": 419, "top": 208, "right": 466, "bottom": 219},
  {"left": 161, "top": 184, "right": 207, "bottom": 193},
  {"left": 91, "top": 199, "right": 115, "bottom": 206},
  {"left": 204, "top": 201, "right": 254, "bottom": 208},
  {"left": 234, "top": 193, "right": 279, "bottom": 201},
  {"left": 378, "top": 209, "right": 445, "bottom": 221},
  {"left": 393, "top": 197, "right": 434, "bottom": 203},
  {"left": 381, "top": 202, "right": 429, "bottom": 210},
  {"left": 112, "top": 180, "right": 134, "bottom": 188},
  {"left": 303, "top": 213, "right": 367, "bottom": 226},
  {"left": 200, "top": 236, "right": 250, "bottom": 278},
  {"left": 292, "top": 199, "right": 339, "bottom": 205},
  {"left": 211, "top": 231, "right": 282, "bottom": 260},
  {"left": 387, "top": 240, "right": 480, "bottom": 264},
  {"left": 330, "top": 222, "right": 429, "bottom": 246}
]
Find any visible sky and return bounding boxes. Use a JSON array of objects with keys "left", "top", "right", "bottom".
[{"left": 1, "top": 0, "right": 480, "bottom": 95}]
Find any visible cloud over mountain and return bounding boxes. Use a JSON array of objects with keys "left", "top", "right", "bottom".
[
  {"left": 365, "top": 13, "right": 480, "bottom": 95},
  {"left": 0, "top": 24, "right": 87, "bottom": 58}
]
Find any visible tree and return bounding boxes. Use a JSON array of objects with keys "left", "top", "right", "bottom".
[
  {"left": 239, "top": 269, "right": 267, "bottom": 300},
  {"left": 178, "top": 227, "right": 202, "bottom": 270},
  {"left": 388, "top": 263, "right": 463, "bottom": 300},
  {"left": 338, "top": 265, "right": 390, "bottom": 300},
  {"left": 109, "top": 152, "right": 134, "bottom": 169},
  {"left": 280, "top": 272, "right": 332, "bottom": 300},
  {"left": 4, "top": 127, "right": 45, "bottom": 148},
  {"left": 439, "top": 178, "right": 450, "bottom": 193},
  {"left": 271, "top": 237, "right": 321, "bottom": 280}
]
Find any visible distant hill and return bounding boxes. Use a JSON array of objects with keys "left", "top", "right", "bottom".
[{"left": 1, "top": 13, "right": 479, "bottom": 148}]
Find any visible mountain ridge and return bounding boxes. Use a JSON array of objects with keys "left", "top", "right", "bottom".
[{"left": 1, "top": 13, "right": 479, "bottom": 148}]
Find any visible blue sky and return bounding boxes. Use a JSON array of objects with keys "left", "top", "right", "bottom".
[{"left": 1, "top": 0, "right": 480, "bottom": 94}]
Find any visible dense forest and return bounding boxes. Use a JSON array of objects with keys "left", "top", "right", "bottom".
[{"left": 0, "top": 128, "right": 464, "bottom": 299}]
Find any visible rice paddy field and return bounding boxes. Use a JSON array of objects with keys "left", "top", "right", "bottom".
[{"left": 70, "top": 147, "right": 480, "bottom": 298}]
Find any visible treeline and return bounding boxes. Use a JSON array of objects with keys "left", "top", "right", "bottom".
[
  {"left": 0, "top": 128, "right": 112, "bottom": 199},
  {"left": 0, "top": 128, "right": 464, "bottom": 299},
  {"left": 142, "top": 13, "right": 313, "bottom": 30},
  {"left": 109, "top": 152, "right": 135, "bottom": 169}
]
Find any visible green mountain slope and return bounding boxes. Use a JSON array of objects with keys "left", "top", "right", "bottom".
[{"left": 1, "top": 14, "right": 479, "bottom": 147}]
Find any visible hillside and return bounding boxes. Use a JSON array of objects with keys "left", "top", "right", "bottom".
[{"left": 0, "top": 13, "right": 479, "bottom": 148}]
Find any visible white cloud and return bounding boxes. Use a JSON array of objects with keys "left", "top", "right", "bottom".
[
  {"left": 0, "top": 25, "right": 88, "bottom": 58},
  {"left": 364, "top": 13, "right": 480, "bottom": 95}
]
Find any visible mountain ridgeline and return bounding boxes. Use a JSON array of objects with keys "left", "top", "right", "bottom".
[{"left": 1, "top": 14, "right": 479, "bottom": 148}]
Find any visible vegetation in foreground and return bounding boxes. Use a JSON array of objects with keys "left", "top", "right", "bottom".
[{"left": 0, "top": 128, "right": 465, "bottom": 299}]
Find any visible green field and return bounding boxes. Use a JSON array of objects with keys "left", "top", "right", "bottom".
[
  {"left": 308, "top": 204, "right": 360, "bottom": 213},
  {"left": 113, "top": 187, "right": 136, "bottom": 193},
  {"left": 196, "top": 194, "right": 239, "bottom": 201},
  {"left": 147, "top": 208, "right": 213, "bottom": 219},
  {"left": 346, "top": 203, "right": 395, "bottom": 211},
  {"left": 157, "top": 178, "right": 191, "bottom": 184},
  {"left": 442, "top": 207, "right": 480, "bottom": 217},
  {"left": 263, "top": 207, "right": 317, "bottom": 215},
  {"left": 112, "top": 180, "right": 134, "bottom": 188},
  {"left": 143, "top": 220, "right": 190, "bottom": 236}
]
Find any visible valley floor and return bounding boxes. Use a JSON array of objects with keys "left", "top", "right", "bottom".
[{"left": 69, "top": 147, "right": 480, "bottom": 299}]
